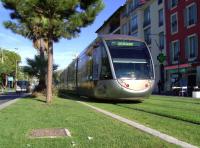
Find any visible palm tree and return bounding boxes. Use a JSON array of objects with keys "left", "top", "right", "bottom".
[
  {"left": 23, "top": 55, "right": 58, "bottom": 92},
  {"left": 2, "top": 0, "right": 104, "bottom": 103}
]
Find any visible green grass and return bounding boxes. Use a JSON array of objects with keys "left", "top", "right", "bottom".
[
  {"left": 0, "top": 97, "right": 176, "bottom": 148},
  {"left": 84, "top": 95, "right": 200, "bottom": 146}
]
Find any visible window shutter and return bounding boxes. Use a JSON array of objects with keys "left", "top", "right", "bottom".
[
  {"left": 170, "top": 42, "right": 173, "bottom": 63},
  {"left": 194, "top": 3, "right": 197, "bottom": 24},
  {"left": 185, "top": 37, "right": 188, "bottom": 60},
  {"left": 177, "top": 41, "right": 180, "bottom": 62},
  {"left": 195, "top": 35, "right": 198, "bottom": 57},
  {"left": 177, "top": 40, "right": 180, "bottom": 53},
  {"left": 184, "top": 8, "right": 187, "bottom": 27}
]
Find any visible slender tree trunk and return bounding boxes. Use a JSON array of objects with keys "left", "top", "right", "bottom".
[
  {"left": 47, "top": 40, "right": 53, "bottom": 103},
  {"left": 39, "top": 45, "right": 47, "bottom": 91}
]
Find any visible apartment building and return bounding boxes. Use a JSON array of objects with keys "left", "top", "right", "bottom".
[
  {"left": 120, "top": 0, "right": 166, "bottom": 92},
  {"left": 164, "top": 0, "right": 200, "bottom": 93},
  {"left": 96, "top": 6, "right": 124, "bottom": 35}
]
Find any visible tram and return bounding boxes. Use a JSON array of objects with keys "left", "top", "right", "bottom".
[{"left": 60, "top": 35, "right": 155, "bottom": 100}]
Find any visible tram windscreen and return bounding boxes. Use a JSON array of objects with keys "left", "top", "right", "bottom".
[{"left": 106, "top": 40, "right": 154, "bottom": 80}]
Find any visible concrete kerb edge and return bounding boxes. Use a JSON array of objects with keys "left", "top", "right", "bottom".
[
  {"left": 77, "top": 101, "right": 198, "bottom": 148},
  {"left": 0, "top": 94, "right": 30, "bottom": 110},
  {"left": 0, "top": 98, "right": 20, "bottom": 110}
]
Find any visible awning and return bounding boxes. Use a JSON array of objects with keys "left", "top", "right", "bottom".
[{"left": 164, "top": 64, "right": 191, "bottom": 70}]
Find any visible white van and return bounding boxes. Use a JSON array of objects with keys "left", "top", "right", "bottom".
[{"left": 16, "top": 80, "right": 29, "bottom": 93}]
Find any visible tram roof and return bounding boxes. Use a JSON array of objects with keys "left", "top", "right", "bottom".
[{"left": 98, "top": 34, "right": 144, "bottom": 42}]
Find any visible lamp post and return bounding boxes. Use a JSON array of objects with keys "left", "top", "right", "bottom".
[{"left": 14, "top": 48, "right": 19, "bottom": 88}]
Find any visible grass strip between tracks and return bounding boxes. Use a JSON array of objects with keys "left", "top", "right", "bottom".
[
  {"left": 0, "top": 96, "right": 176, "bottom": 148},
  {"left": 87, "top": 95, "right": 200, "bottom": 146}
]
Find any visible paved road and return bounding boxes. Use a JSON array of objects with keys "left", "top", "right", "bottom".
[{"left": 0, "top": 92, "right": 26, "bottom": 105}]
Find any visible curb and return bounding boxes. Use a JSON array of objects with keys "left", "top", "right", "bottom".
[
  {"left": 78, "top": 101, "right": 198, "bottom": 148},
  {"left": 0, "top": 93, "right": 30, "bottom": 110},
  {"left": 0, "top": 98, "right": 20, "bottom": 110}
]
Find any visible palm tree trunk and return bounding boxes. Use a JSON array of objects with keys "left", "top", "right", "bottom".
[{"left": 47, "top": 40, "right": 53, "bottom": 103}]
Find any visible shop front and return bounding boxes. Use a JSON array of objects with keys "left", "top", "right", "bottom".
[{"left": 164, "top": 64, "right": 199, "bottom": 96}]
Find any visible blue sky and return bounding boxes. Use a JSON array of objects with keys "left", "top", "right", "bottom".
[{"left": 0, "top": 0, "right": 125, "bottom": 70}]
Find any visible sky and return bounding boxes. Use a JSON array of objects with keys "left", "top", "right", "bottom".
[{"left": 0, "top": 0, "right": 126, "bottom": 70}]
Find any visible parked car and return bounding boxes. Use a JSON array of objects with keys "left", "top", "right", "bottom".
[{"left": 16, "top": 80, "right": 30, "bottom": 93}]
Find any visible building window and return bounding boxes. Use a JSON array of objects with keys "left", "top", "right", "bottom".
[
  {"left": 133, "top": 0, "right": 140, "bottom": 9},
  {"left": 159, "top": 32, "right": 164, "bottom": 50},
  {"left": 170, "top": 0, "right": 178, "bottom": 9},
  {"left": 185, "top": 3, "right": 197, "bottom": 27},
  {"left": 131, "top": 15, "right": 138, "bottom": 32},
  {"left": 170, "top": 40, "right": 179, "bottom": 62},
  {"left": 143, "top": 7, "right": 151, "bottom": 27},
  {"left": 158, "top": 0, "right": 162, "bottom": 5},
  {"left": 170, "top": 13, "right": 178, "bottom": 34},
  {"left": 144, "top": 27, "right": 151, "bottom": 45},
  {"left": 128, "top": 2, "right": 133, "bottom": 14},
  {"left": 158, "top": 8, "right": 164, "bottom": 27},
  {"left": 185, "top": 34, "right": 198, "bottom": 60}
]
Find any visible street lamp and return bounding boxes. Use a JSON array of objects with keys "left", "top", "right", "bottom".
[
  {"left": 15, "top": 60, "right": 20, "bottom": 81},
  {"left": 14, "top": 48, "right": 20, "bottom": 88}
]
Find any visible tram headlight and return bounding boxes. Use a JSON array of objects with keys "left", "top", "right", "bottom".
[{"left": 118, "top": 79, "right": 130, "bottom": 88}]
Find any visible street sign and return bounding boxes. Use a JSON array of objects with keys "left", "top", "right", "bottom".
[{"left": 157, "top": 53, "right": 166, "bottom": 64}]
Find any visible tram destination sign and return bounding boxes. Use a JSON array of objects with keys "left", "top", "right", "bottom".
[{"left": 109, "top": 40, "right": 143, "bottom": 47}]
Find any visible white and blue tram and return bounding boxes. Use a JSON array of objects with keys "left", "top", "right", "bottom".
[{"left": 60, "top": 35, "right": 155, "bottom": 100}]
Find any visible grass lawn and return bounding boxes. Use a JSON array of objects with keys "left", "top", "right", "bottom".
[
  {"left": 83, "top": 95, "right": 200, "bottom": 147},
  {"left": 0, "top": 96, "right": 176, "bottom": 148}
]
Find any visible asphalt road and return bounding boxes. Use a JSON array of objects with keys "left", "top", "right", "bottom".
[{"left": 0, "top": 92, "right": 26, "bottom": 105}]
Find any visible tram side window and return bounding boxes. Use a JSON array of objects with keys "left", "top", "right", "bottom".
[
  {"left": 100, "top": 46, "right": 112, "bottom": 80},
  {"left": 93, "top": 47, "right": 101, "bottom": 80}
]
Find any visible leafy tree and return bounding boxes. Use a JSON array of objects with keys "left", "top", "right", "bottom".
[
  {"left": 0, "top": 48, "right": 21, "bottom": 86},
  {"left": 2, "top": 0, "right": 104, "bottom": 103},
  {"left": 23, "top": 55, "right": 58, "bottom": 92}
]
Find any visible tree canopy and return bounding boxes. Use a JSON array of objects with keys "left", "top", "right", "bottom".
[
  {"left": 0, "top": 48, "right": 21, "bottom": 75},
  {"left": 23, "top": 54, "right": 58, "bottom": 91},
  {"left": 2, "top": 0, "right": 104, "bottom": 103},
  {"left": 2, "top": 0, "right": 104, "bottom": 42}
]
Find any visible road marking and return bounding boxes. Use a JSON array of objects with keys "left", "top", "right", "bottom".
[{"left": 78, "top": 101, "right": 198, "bottom": 148}]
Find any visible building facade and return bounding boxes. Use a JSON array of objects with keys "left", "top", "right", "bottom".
[
  {"left": 164, "top": 0, "right": 200, "bottom": 93},
  {"left": 120, "top": 0, "right": 166, "bottom": 92},
  {"left": 96, "top": 6, "right": 124, "bottom": 35}
]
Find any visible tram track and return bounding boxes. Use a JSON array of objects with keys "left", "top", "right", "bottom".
[
  {"left": 115, "top": 104, "right": 200, "bottom": 125},
  {"left": 150, "top": 97, "right": 200, "bottom": 105},
  {"left": 140, "top": 101, "right": 200, "bottom": 113}
]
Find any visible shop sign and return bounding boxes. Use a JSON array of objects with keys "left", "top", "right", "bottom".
[{"left": 167, "top": 68, "right": 187, "bottom": 73}]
